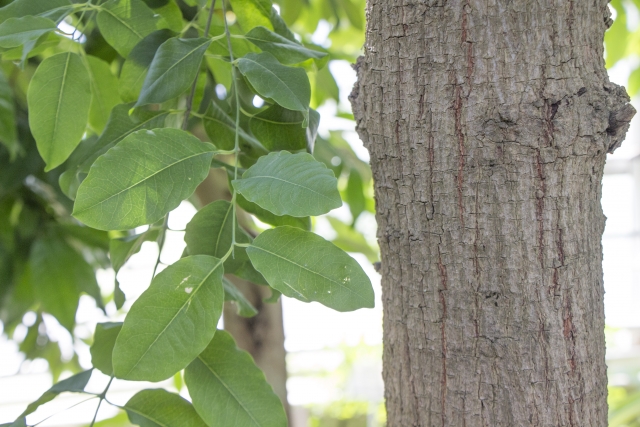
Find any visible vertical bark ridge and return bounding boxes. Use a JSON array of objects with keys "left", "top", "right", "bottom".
[{"left": 351, "top": 1, "right": 635, "bottom": 426}]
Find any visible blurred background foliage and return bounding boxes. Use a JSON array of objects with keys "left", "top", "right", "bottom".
[{"left": 3, "top": 0, "right": 640, "bottom": 425}]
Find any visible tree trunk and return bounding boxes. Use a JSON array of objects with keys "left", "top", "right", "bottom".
[{"left": 351, "top": 1, "right": 635, "bottom": 426}]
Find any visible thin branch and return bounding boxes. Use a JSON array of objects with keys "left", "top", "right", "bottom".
[{"left": 89, "top": 375, "right": 115, "bottom": 427}]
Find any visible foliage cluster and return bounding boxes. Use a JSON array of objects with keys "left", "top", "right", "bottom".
[{"left": 0, "top": 0, "right": 374, "bottom": 426}]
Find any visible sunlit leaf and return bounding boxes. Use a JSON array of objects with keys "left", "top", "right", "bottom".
[
  {"left": 232, "top": 151, "right": 341, "bottom": 217},
  {"left": 97, "top": 0, "right": 160, "bottom": 57},
  {"left": 229, "top": 0, "right": 273, "bottom": 31},
  {"left": 73, "top": 128, "right": 215, "bottom": 231},
  {"left": 185, "top": 330, "right": 287, "bottom": 427},
  {"left": 247, "top": 226, "right": 374, "bottom": 311},
  {"left": 125, "top": 389, "right": 207, "bottom": 427},
  {"left": 27, "top": 52, "right": 91, "bottom": 170},
  {"left": 113, "top": 255, "right": 224, "bottom": 381}
]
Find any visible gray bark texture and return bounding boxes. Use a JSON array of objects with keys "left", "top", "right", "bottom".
[{"left": 350, "top": 1, "right": 635, "bottom": 426}]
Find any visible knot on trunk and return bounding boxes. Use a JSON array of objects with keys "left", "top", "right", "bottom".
[{"left": 604, "top": 82, "right": 636, "bottom": 153}]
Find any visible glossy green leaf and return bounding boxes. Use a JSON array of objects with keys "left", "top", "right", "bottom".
[
  {"left": 0, "top": 16, "right": 56, "bottom": 48},
  {"left": 136, "top": 37, "right": 212, "bottom": 106},
  {"left": 27, "top": 52, "right": 91, "bottom": 171},
  {"left": 90, "top": 322, "right": 122, "bottom": 376},
  {"left": 73, "top": 128, "right": 215, "bottom": 231},
  {"left": 203, "top": 99, "right": 265, "bottom": 153},
  {"left": 245, "top": 26, "right": 327, "bottom": 64},
  {"left": 236, "top": 52, "right": 311, "bottom": 121},
  {"left": 110, "top": 229, "right": 160, "bottom": 273},
  {"left": 97, "top": 0, "right": 160, "bottom": 58},
  {"left": 119, "top": 29, "right": 175, "bottom": 102},
  {"left": 10, "top": 370, "right": 92, "bottom": 426},
  {"left": 113, "top": 255, "right": 224, "bottom": 381},
  {"left": 0, "top": 0, "right": 72, "bottom": 24},
  {"left": 345, "top": 168, "right": 365, "bottom": 222},
  {"left": 224, "top": 278, "right": 258, "bottom": 317},
  {"left": 229, "top": 0, "right": 273, "bottom": 31},
  {"left": 0, "top": 69, "right": 17, "bottom": 159},
  {"left": 184, "top": 200, "right": 252, "bottom": 273},
  {"left": 125, "top": 389, "right": 207, "bottom": 427},
  {"left": 247, "top": 226, "right": 374, "bottom": 311},
  {"left": 232, "top": 151, "right": 341, "bottom": 217},
  {"left": 237, "top": 192, "right": 311, "bottom": 230},
  {"left": 30, "top": 235, "right": 101, "bottom": 331},
  {"left": 86, "top": 55, "right": 121, "bottom": 133},
  {"left": 185, "top": 330, "right": 287, "bottom": 427},
  {"left": 250, "top": 105, "right": 319, "bottom": 152}
]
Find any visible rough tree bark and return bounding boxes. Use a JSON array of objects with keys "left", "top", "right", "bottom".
[{"left": 351, "top": 1, "right": 635, "bottom": 425}]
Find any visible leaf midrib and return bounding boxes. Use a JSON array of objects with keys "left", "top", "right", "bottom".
[
  {"left": 48, "top": 52, "right": 72, "bottom": 162},
  {"left": 75, "top": 150, "right": 213, "bottom": 215},
  {"left": 239, "top": 174, "right": 337, "bottom": 203},
  {"left": 123, "top": 257, "right": 224, "bottom": 378},
  {"left": 239, "top": 56, "right": 305, "bottom": 111},
  {"left": 0, "top": 27, "right": 53, "bottom": 47},
  {"left": 196, "top": 356, "right": 262, "bottom": 427}
]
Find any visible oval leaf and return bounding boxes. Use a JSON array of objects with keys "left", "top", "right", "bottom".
[
  {"left": 125, "top": 389, "right": 207, "bottom": 427},
  {"left": 185, "top": 330, "right": 287, "bottom": 427},
  {"left": 232, "top": 151, "right": 341, "bottom": 217},
  {"left": 136, "top": 37, "right": 212, "bottom": 106},
  {"left": 247, "top": 226, "right": 374, "bottom": 312},
  {"left": 97, "top": 0, "right": 159, "bottom": 58},
  {"left": 90, "top": 322, "right": 122, "bottom": 376},
  {"left": 245, "top": 26, "right": 327, "bottom": 64},
  {"left": 86, "top": 55, "right": 121, "bottom": 133},
  {"left": 0, "top": 16, "right": 56, "bottom": 48},
  {"left": 250, "top": 105, "right": 319, "bottom": 152},
  {"left": 27, "top": 52, "right": 91, "bottom": 171},
  {"left": 236, "top": 52, "right": 310, "bottom": 120},
  {"left": 113, "top": 255, "right": 224, "bottom": 381},
  {"left": 73, "top": 128, "right": 215, "bottom": 231}
]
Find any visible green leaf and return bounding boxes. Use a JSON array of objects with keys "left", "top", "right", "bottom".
[
  {"left": 86, "top": 55, "right": 122, "bottom": 133},
  {"left": 185, "top": 330, "right": 287, "bottom": 427},
  {"left": 184, "top": 200, "right": 252, "bottom": 273},
  {"left": 125, "top": 389, "right": 208, "bottom": 427},
  {"left": 136, "top": 37, "right": 212, "bottom": 106},
  {"left": 326, "top": 216, "right": 378, "bottom": 263},
  {"left": 110, "top": 229, "right": 160, "bottom": 273},
  {"left": 73, "top": 128, "right": 215, "bottom": 231},
  {"left": 97, "top": 0, "right": 160, "bottom": 58},
  {"left": 119, "top": 29, "right": 175, "bottom": 102},
  {"left": 229, "top": 0, "right": 273, "bottom": 31},
  {"left": 203, "top": 98, "right": 266, "bottom": 154},
  {"left": 0, "top": 0, "right": 73, "bottom": 24},
  {"left": 90, "top": 322, "right": 122, "bottom": 376},
  {"left": 247, "top": 226, "right": 374, "bottom": 311},
  {"left": 236, "top": 52, "right": 311, "bottom": 122},
  {"left": 245, "top": 26, "right": 327, "bottom": 64},
  {"left": 250, "top": 105, "right": 319, "bottom": 152},
  {"left": 232, "top": 151, "right": 341, "bottom": 217},
  {"left": 0, "top": 16, "right": 56, "bottom": 49},
  {"left": 112, "top": 255, "right": 224, "bottom": 381},
  {"left": 0, "top": 68, "right": 17, "bottom": 159},
  {"left": 11, "top": 370, "right": 92, "bottom": 425},
  {"left": 30, "top": 235, "right": 101, "bottom": 331},
  {"left": 224, "top": 278, "right": 258, "bottom": 317},
  {"left": 27, "top": 52, "right": 91, "bottom": 171},
  {"left": 149, "top": 0, "right": 183, "bottom": 32},
  {"left": 237, "top": 192, "right": 311, "bottom": 230}
]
